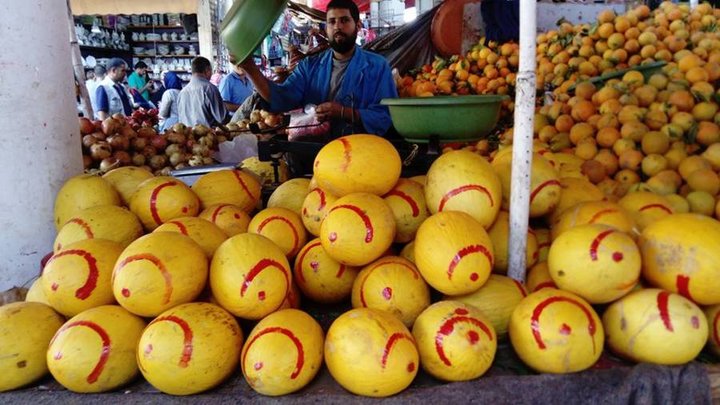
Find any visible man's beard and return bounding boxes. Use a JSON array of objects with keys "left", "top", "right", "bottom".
[{"left": 329, "top": 31, "right": 357, "bottom": 54}]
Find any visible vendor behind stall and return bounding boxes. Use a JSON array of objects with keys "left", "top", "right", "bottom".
[{"left": 239, "top": 0, "right": 398, "bottom": 139}]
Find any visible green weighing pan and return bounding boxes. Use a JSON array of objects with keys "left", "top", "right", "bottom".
[
  {"left": 221, "top": 0, "right": 287, "bottom": 63},
  {"left": 381, "top": 95, "right": 508, "bottom": 144}
]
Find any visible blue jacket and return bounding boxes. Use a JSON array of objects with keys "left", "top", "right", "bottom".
[{"left": 267, "top": 47, "right": 398, "bottom": 137}]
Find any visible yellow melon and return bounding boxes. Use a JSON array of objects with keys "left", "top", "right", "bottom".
[
  {"left": 534, "top": 228, "right": 552, "bottom": 263},
  {"left": 426, "top": 150, "right": 502, "bottom": 228},
  {"left": 43, "top": 239, "right": 123, "bottom": 317},
  {"left": 526, "top": 262, "right": 557, "bottom": 293},
  {"left": 325, "top": 308, "right": 418, "bottom": 397},
  {"left": 267, "top": 178, "right": 311, "bottom": 214},
  {"left": 383, "top": 179, "right": 430, "bottom": 243},
  {"left": 199, "top": 204, "right": 251, "bottom": 237},
  {"left": 277, "top": 280, "right": 302, "bottom": 310},
  {"left": 154, "top": 216, "right": 228, "bottom": 258},
  {"left": 112, "top": 233, "right": 208, "bottom": 317},
  {"left": 248, "top": 207, "right": 307, "bottom": 259},
  {"left": 25, "top": 277, "right": 50, "bottom": 305},
  {"left": 449, "top": 274, "right": 527, "bottom": 338},
  {"left": 705, "top": 305, "right": 720, "bottom": 357},
  {"left": 487, "top": 211, "right": 539, "bottom": 273},
  {"left": 0, "top": 302, "right": 64, "bottom": 392},
  {"left": 242, "top": 309, "right": 324, "bottom": 396},
  {"left": 301, "top": 187, "right": 338, "bottom": 237},
  {"left": 138, "top": 303, "right": 243, "bottom": 395},
  {"left": 47, "top": 305, "right": 146, "bottom": 392},
  {"left": 102, "top": 166, "right": 154, "bottom": 205},
  {"left": 351, "top": 256, "right": 431, "bottom": 327},
  {"left": 53, "top": 205, "right": 143, "bottom": 252},
  {"left": 640, "top": 213, "right": 720, "bottom": 305},
  {"left": 412, "top": 301, "right": 496, "bottom": 381},
  {"left": 313, "top": 134, "right": 401, "bottom": 197},
  {"left": 509, "top": 289, "right": 603, "bottom": 373},
  {"left": 551, "top": 200, "right": 638, "bottom": 240},
  {"left": 603, "top": 289, "right": 708, "bottom": 365},
  {"left": 549, "top": 224, "right": 641, "bottom": 303},
  {"left": 400, "top": 241, "right": 416, "bottom": 263},
  {"left": 415, "top": 211, "right": 494, "bottom": 295},
  {"left": 191, "top": 169, "right": 261, "bottom": 212},
  {"left": 129, "top": 176, "right": 200, "bottom": 231},
  {"left": 54, "top": 174, "right": 121, "bottom": 231},
  {"left": 409, "top": 175, "right": 427, "bottom": 185},
  {"left": 550, "top": 177, "right": 606, "bottom": 223},
  {"left": 320, "top": 193, "right": 396, "bottom": 267},
  {"left": 210, "top": 233, "right": 291, "bottom": 320},
  {"left": 493, "top": 153, "right": 561, "bottom": 217},
  {"left": 618, "top": 191, "right": 675, "bottom": 229},
  {"left": 294, "top": 239, "right": 359, "bottom": 304}
]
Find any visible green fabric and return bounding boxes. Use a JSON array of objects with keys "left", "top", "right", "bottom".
[{"left": 128, "top": 71, "right": 150, "bottom": 101}]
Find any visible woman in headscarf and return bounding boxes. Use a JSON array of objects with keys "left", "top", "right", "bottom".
[{"left": 159, "top": 72, "right": 183, "bottom": 131}]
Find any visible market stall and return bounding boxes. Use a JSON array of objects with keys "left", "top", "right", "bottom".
[{"left": 3, "top": 0, "right": 720, "bottom": 403}]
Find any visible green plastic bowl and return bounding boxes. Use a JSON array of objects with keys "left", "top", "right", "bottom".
[
  {"left": 221, "top": 0, "right": 287, "bottom": 63},
  {"left": 381, "top": 95, "right": 508, "bottom": 143}
]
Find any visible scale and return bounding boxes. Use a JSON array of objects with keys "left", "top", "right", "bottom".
[{"left": 250, "top": 114, "right": 443, "bottom": 187}]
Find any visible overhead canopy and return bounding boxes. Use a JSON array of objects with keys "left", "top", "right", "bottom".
[
  {"left": 311, "top": 0, "right": 370, "bottom": 13},
  {"left": 70, "top": 0, "right": 197, "bottom": 15}
]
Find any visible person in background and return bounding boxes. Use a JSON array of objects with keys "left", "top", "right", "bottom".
[
  {"left": 177, "top": 57, "right": 229, "bottom": 127},
  {"left": 127, "top": 61, "right": 155, "bottom": 102},
  {"left": 219, "top": 62, "right": 254, "bottom": 114},
  {"left": 480, "top": 0, "right": 519, "bottom": 43},
  {"left": 158, "top": 72, "right": 183, "bottom": 131},
  {"left": 210, "top": 65, "right": 225, "bottom": 86},
  {"left": 95, "top": 58, "right": 136, "bottom": 119},
  {"left": 85, "top": 65, "right": 106, "bottom": 119},
  {"left": 239, "top": 0, "right": 397, "bottom": 138}
]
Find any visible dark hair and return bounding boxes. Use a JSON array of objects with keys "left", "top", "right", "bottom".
[
  {"left": 93, "top": 65, "right": 107, "bottom": 76},
  {"left": 191, "top": 56, "right": 212, "bottom": 74},
  {"left": 106, "top": 57, "right": 127, "bottom": 70},
  {"left": 327, "top": 0, "right": 360, "bottom": 23},
  {"left": 134, "top": 61, "right": 148, "bottom": 69}
]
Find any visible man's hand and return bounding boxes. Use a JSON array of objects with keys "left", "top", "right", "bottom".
[{"left": 315, "top": 102, "right": 341, "bottom": 122}]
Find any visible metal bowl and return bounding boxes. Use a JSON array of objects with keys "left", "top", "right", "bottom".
[
  {"left": 381, "top": 95, "right": 508, "bottom": 143},
  {"left": 221, "top": 0, "right": 286, "bottom": 63}
]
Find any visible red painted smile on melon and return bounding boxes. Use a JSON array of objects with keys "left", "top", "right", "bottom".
[
  {"left": 434, "top": 314, "right": 493, "bottom": 366},
  {"left": 47, "top": 249, "right": 99, "bottom": 300},
  {"left": 386, "top": 189, "right": 420, "bottom": 217},
  {"left": 329, "top": 204, "right": 374, "bottom": 243},
  {"left": 530, "top": 296, "right": 597, "bottom": 352},
  {"left": 439, "top": 184, "right": 495, "bottom": 211},
  {"left": 242, "top": 327, "right": 305, "bottom": 379},
  {"left": 149, "top": 315, "right": 194, "bottom": 367},
  {"left": 381, "top": 332, "right": 414, "bottom": 369},
  {"left": 51, "top": 321, "right": 111, "bottom": 384},
  {"left": 150, "top": 181, "right": 178, "bottom": 226},
  {"left": 257, "top": 215, "right": 300, "bottom": 255},
  {"left": 115, "top": 254, "right": 173, "bottom": 304}
]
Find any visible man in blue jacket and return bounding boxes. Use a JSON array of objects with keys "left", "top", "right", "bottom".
[{"left": 239, "top": 0, "right": 398, "bottom": 139}]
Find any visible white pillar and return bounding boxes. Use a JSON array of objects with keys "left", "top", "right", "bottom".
[
  {"left": 197, "top": 0, "right": 213, "bottom": 60},
  {"left": 0, "top": 0, "right": 83, "bottom": 290},
  {"left": 507, "top": 0, "right": 537, "bottom": 283},
  {"left": 690, "top": 0, "right": 699, "bottom": 10}
]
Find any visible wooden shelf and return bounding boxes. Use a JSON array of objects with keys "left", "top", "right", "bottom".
[
  {"left": 131, "top": 40, "right": 199, "bottom": 44},
  {"left": 133, "top": 54, "right": 197, "bottom": 58},
  {"left": 80, "top": 45, "right": 131, "bottom": 53},
  {"left": 128, "top": 25, "right": 185, "bottom": 29}
]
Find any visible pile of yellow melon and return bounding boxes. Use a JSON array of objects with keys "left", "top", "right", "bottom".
[{"left": 3, "top": 132, "right": 720, "bottom": 398}]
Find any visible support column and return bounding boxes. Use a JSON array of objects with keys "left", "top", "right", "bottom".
[
  {"left": 0, "top": 0, "right": 83, "bottom": 290},
  {"left": 197, "top": 0, "right": 213, "bottom": 60}
]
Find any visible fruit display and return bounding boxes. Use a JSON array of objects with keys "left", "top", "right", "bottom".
[
  {"left": 12, "top": 125, "right": 720, "bottom": 397},
  {"left": 9, "top": 1, "right": 720, "bottom": 400},
  {"left": 79, "top": 108, "right": 284, "bottom": 175}
]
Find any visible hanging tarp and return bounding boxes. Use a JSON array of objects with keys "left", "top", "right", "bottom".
[
  {"left": 311, "top": 0, "right": 371, "bottom": 12},
  {"left": 363, "top": 5, "right": 440, "bottom": 74}
]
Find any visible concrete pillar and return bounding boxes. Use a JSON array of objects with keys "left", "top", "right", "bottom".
[
  {"left": 197, "top": 0, "right": 213, "bottom": 60},
  {"left": 0, "top": 0, "right": 83, "bottom": 290}
]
